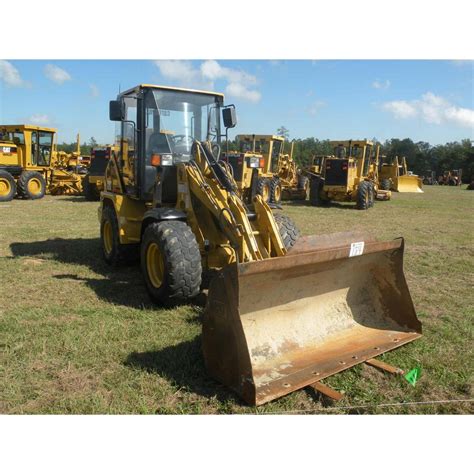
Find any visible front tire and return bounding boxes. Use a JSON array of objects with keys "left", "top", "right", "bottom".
[
  {"left": 356, "top": 181, "right": 372, "bottom": 210},
  {"left": 256, "top": 177, "right": 271, "bottom": 202},
  {"left": 274, "top": 214, "right": 300, "bottom": 250},
  {"left": 270, "top": 178, "right": 282, "bottom": 204},
  {"left": 84, "top": 175, "right": 100, "bottom": 201},
  {"left": 141, "top": 221, "right": 202, "bottom": 306},
  {"left": 17, "top": 171, "right": 46, "bottom": 200},
  {"left": 309, "top": 176, "right": 328, "bottom": 206},
  {"left": 380, "top": 178, "right": 391, "bottom": 191},
  {"left": 0, "top": 170, "right": 16, "bottom": 202}
]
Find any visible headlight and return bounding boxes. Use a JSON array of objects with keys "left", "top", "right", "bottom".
[
  {"left": 161, "top": 154, "right": 173, "bottom": 166},
  {"left": 249, "top": 156, "right": 260, "bottom": 168}
]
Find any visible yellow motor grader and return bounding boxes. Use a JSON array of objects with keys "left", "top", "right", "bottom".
[
  {"left": 379, "top": 155, "right": 424, "bottom": 193},
  {"left": 99, "top": 84, "right": 421, "bottom": 405},
  {"left": 0, "top": 125, "right": 86, "bottom": 201},
  {"left": 308, "top": 139, "right": 391, "bottom": 209}
]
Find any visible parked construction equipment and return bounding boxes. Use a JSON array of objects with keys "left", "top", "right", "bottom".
[
  {"left": 83, "top": 145, "right": 118, "bottom": 201},
  {"left": 422, "top": 171, "right": 438, "bottom": 185},
  {"left": 438, "top": 169, "right": 462, "bottom": 186},
  {"left": 99, "top": 84, "right": 421, "bottom": 406},
  {"left": 223, "top": 134, "right": 308, "bottom": 204},
  {"left": 308, "top": 139, "right": 390, "bottom": 209},
  {"left": 0, "top": 125, "right": 87, "bottom": 201},
  {"left": 379, "top": 156, "right": 423, "bottom": 193}
]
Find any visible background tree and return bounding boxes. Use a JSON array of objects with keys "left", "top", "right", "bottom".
[{"left": 276, "top": 126, "right": 290, "bottom": 140}]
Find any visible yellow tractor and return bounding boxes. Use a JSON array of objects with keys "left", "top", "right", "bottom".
[
  {"left": 99, "top": 84, "right": 421, "bottom": 405},
  {"left": 273, "top": 139, "right": 309, "bottom": 200},
  {"left": 222, "top": 134, "right": 282, "bottom": 204},
  {"left": 223, "top": 134, "right": 308, "bottom": 204},
  {"left": 309, "top": 139, "right": 390, "bottom": 209},
  {"left": 83, "top": 145, "right": 119, "bottom": 201},
  {"left": 0, "top": 125, "right": 86, "bottom": 201},
  {"left": 379, "top": 155, "right": 424, "bottom": 193}
]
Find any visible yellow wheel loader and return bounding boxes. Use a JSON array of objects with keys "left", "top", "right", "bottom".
[
  {"left": 379, "top": 156, "right": 424, "bottom": 193},
  {"left": 100, "top": 84, "right": 421, "bottom": 406},
  {"left": 0, "top": 125, "right": 85, "bottom": 200},
  {"left": 309, "top": 140, "right": 391, "bottom": 209},
  {"left": 83, "top": 145, "right": 119, "bottom": 201}
]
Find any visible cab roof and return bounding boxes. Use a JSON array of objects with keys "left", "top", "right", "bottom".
[
  {"left": 120, "top": 84, "right": 225, "bottom": 98},
  {"left": 237, "top": 134, "right": 285, "bottom": 141},
  {"left": 330, "top": 139, "right": 374, "bottom": 146},
  {"left": 0, "top": 124, "right": 58, "bottom": 133}
]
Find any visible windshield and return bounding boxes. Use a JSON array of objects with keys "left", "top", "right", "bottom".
[{"left": 145, "top": 88, "right": 221, "bottom": 162}]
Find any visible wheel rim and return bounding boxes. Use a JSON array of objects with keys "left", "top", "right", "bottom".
[
  {"left": 28, "top": 178, "right": 42, "bottom": 195},
  {"left": 103, "top": 220, "right": 113, "bottom": 254},
  {"left": 146, "top": 242, "right": 164, "bottom": 288},
  {"left": 262, "top": 183, "right": 270, "bottom": 202},
  {"left": 274, "top": 184, "right": 281, "bottom": 202},
  {"left": 0, "top": 178, "right": 11, "bottom": 196}
]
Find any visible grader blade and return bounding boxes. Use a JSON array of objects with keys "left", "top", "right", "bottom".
[
  {"left": 203, "top": 233, "right": 422, "bottom": 406},
  {"left": 396, "top": 176, "right": 424, "bottom": 193}
]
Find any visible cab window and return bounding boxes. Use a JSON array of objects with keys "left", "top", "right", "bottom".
[{"left": 38, "top": 132, "right": 53, "bottom": 166}]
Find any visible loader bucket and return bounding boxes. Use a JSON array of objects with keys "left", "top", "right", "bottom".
[
  {"left": 203, "top": 232, "right": 422, "bottom": 405},
  {"left": 396, "top": 175, "right": 424, "bottom": 193}
]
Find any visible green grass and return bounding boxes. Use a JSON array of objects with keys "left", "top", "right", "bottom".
[{"left": 1, "top": 186, "right": 473, "bottom": 414}]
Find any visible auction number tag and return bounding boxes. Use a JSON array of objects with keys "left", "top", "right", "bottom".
[
  {"left": 349, "top": 241, "right": 365, "bottom": 257},
  {"left": 2, "top": 147, "right": 11, "bottom": 153}
]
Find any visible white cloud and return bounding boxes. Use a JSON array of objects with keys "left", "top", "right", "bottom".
[
  {"left": 28, "top": 114, "right": 50, "bottom": 125},
  {"left": 225, "top": 82, "right": 261, "bottom": 103},
  {"left": 154, "top": 59, "right": 261, "bottom": 103},
  {"left": 89, "top": 83, "right": 99, "bottom": 97},
  {"left": 44, "top": 64, "right": 71, "bottom": 85},
  {"left": 382, "top": 92, "right": 474, "bottom": 128},
  {"left": 307, "top": 100, "right": 326, "bottom": 116},
  {"left": 0, "top": 60, "right": 29, "bottom": 87},
  {"left": 372, "top": 79, "right": 391, "bottom": 90}
]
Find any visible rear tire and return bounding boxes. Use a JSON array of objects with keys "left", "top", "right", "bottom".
[
  {"left": 100, "top": 204, "right": 139, "bottom": 265},
  {"left": 368, "top": 182, "right": 375, "bottom": 208},
  {"left": 356, "top": 181, "right": 371, "bottom": 210},
  {"left": 270, "top": 178, "right": 282, "bottom": 204},
  {"left": 274, "top": 214, "right": 300, "bottom": 250},
  {"left": 0, "top": 170, "right": 16, "bottom": 202},
  {"left": 309, "top": 176, "right": 327, "bottom": 206},
  {"left": 256, "top": 177, "right": 271, "bottom": 202},
  {"left": 17, "top": 171, "right": 46, "bottom": 200},
  {"left": 380, "top": 178, "right": 391, "bottom": 191},
  {"left": 141, "top": 221, "right": 202, "bottom": 306}
]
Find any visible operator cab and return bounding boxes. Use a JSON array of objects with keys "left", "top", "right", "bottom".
[{"left": 109, "top": 84, "right": 236, "bottom": 201}]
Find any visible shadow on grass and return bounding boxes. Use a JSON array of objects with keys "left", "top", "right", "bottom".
[
  {"left": 282, "top": 200, "right": 357, "bottom": 210},
  {"left": 10, "top": 237, "right": 150, "bottom": 308},
  {"left": 124, "top": 337, "right": 243, "bottom": 408},
  {"left": 10, "top": 237, "right": 208, "bottom": 309}
]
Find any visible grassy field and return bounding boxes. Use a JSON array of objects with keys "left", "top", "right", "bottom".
[{"left": 1, "top": 186, "right": 473, "bottom": 414}]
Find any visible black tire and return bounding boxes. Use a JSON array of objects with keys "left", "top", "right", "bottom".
[
  {"left": 309, "top": 176, "right": 328, "bottom": 206},
  {"left": 141, "top": 221, "right": 202, "bottom": 306},
  {"left": 100, "top": 204, "right": 139, "bottom": 265},
  {"left": 17, "top": 171, "right": 46, "bottom": 200},
  {"left": 0, "top": 170, "right": 17, "bottom": 202},
  {"left": 298, "top": 175, "right": 309, "bottom": 191},
  {"left": 274, "top": 214, "right": 300, "bottom": 250},
  {"left": 270, "top": 178, "right": 282, "bottom": 204},
  {"left": 356, "top": 181, "right": 372, "bottom": 210},
  {"left": 84, "top": 175, "right": 100, "bottom": 201},
  {"left": 380, "top": 178, "right": 391, "bottom": 191},
  {"left": 256, "top": 177, "right": 271, "bottom": 202},
  {"left": 368, "top": 182, "right": 375, "bottom": 208}
]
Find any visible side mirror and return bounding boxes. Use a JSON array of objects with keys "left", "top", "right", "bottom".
[
  {"left": 223, "top": 106, "right": 237, "bottom": 129},
  {"left": 109, "top": 100, "right": 124, "bottom": 122}
]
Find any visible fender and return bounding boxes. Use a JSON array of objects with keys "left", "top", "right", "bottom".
[{"left": 141, "top": 207, "right": 187, "bottom": 236}]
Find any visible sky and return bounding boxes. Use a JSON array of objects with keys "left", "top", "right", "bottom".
[{"left": 0, "top": 59, "right": 473, "bottom": 145}]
